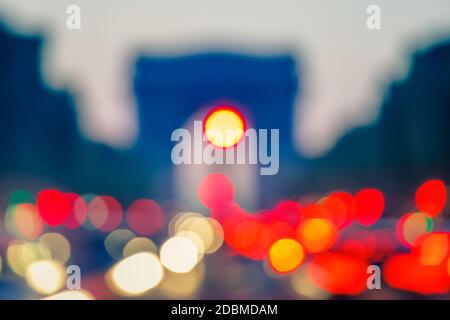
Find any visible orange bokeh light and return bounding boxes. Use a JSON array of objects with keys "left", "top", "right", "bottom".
[
  {"left": 268, "top": 238, "right": 305, "bottom": 274},
  {"left": 232, "top": 219, "right": 272, "bottom": 260},
  {"left": 296, "top": 218, "right": 338, "bottom": 253},
  {"left": 447, "top": 257, "right": 450, "bottom": 278},
  {"left": 412, "top": 232, "right": 450, "bottom": 266},
  {"left": 14, "top": 203, "right": 44, "bottom": 240}
]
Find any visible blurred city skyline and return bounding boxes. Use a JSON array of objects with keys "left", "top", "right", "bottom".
[{"left": 0, "top": 2, "right": 450, "bottom": 300}]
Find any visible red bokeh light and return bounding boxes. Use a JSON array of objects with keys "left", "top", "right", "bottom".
[
  {"left": 198, "top": 174, "right": 234, "bottom": 210},
  {"left": 37, "top": 189, "right": 71, "bottom": 227},
  {"left": 384, "top": 253, "right": 450, "bottom": 295},
  {"left": 63, "top": 193, "right": 88, "bottom": 229},
  {"left": 272, "top": 200, "right": 303, "bottom": 228},
  {"left": 126, "top": 199, "right": 164, "bottom": 236},
  {"left": 303, "top": 203, "right": 328, "bottom": 221},
  {"left": 372, "top": 228, "right": 397, "bottom": 262},
  {"left": 415, "top": 179, "right": 447, "bottom": 217},
  {"left": 308, "top": 252, "right": 368, "bottom": 295},
  {"left": 327, "top": 191, "right": 355, "bottom": 228},
  {"left": 257, "top": 200, "right": 302, "bottom": 229},
  {"left": 265, "top": 220, "right": 296, "bottom": 241},
  {"left": 88, "top": 196, "right": 123, "bottom": 232},
  {"left": 354, "top": 188, "right": 385, "bottom": 227},
  {"left": 339, "top": 229, "right": 377, "bottom": 261},
  {"left": 232, "top": 219, "right": 272, "bottom": 260},
  {"left": 411, "top": 232, "right": 450, "bottom": 266},
  {"left": 320, "top": 195, "right": 348, "bottom": 229},
  {"left": 339, "top": 239, "right": 369, "bottom": 261}
]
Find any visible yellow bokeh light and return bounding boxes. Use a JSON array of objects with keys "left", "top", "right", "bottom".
[
  {"left": 123, "top": 237, "right": 158, "bottom": 257},
  {"left": 42, "top": 290, "right": 94, "bottom": 300},
  {"left": 7, "top": 241, "right": 51, "bottom": 277},
  {"left": 176, "top": 231, "right": 205, "bottom": 261},
  {"left": 26, "top": 260, "right": 66, "bottom": 295},
  {"left": 110, "top": 252, "right": 163, "bottom": 296},
  {"left": 268, "top": 238, "right": 305, "bottom": 274},
  {"left": 291, "top": 266, "right": 330, "bottom": 299},
  {"left": 169, "top": 212, "right": 202, "bottom": 237},
  {"left": 204, "top": 108, "right": 245, "bottom": 148},
  {"left": 160, "top": 236, "right": 199, "bottom": 273},
  {"left": 176, "top": 216, "right": 213, "bottom": 250},
  {"left": 172, "top": 214, "right": 224, "bottom": 255},
  {"left": 39, "top": 233, "right": 71, "bottom": 264},
  {"left": 104, "top": 229, "right": 135, "bottom": 260},
  {"left": 159, "top": 262, "right": 205, "bottom": 298},
  {"left": 205, "top": 218, "right": 224, "bottom": 254}
]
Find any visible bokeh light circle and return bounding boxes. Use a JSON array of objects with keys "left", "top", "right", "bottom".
[
  {"left": 43, "top": 290, "right": 94, "bottom": 300},
  {"left": 123, "top": 237, "right": 158, "bottom": 257},
  {"left": 415, "top": 179, "right": 447, "bottom": 217},
  {"left": 37, "top": 189, "right": 71, "bottom": 227},
  {"left": 160, "top": 236, "right": 199, "bottom": 273},
  {"left": 7, "top": 241, "right": 51, "bottom": 277},
  {"left": 308, "top": 252, "right": 368, "bottom": 295},
  {"left": 396, "top": 212, "right": 433, "bottom": 247},
  {"left": 104, "top": 229, "right": 136, "bottom": 260},
  {"left": 88, "top": 196, "right": 123, "bottom": 232},
  {"left": 354, "top": 188, "right": 384, "bottom": 227},
  {"left": 126, "top": 199, "right": 164, "bottom": 236},
  {"left": 204, "top": 107, "right": 245, "bottom": 148},
  {"left": 13, "top": 203, "right": 44, "bottom": 240},
  {"left": 39, "top": 233, "right": 71, "bottom": 264},
  {"left": 297, "top": 218, "right": 338, "bottom": 253},
  {"left": 110, "top": 252, "right": 164, "bottom": 296},
  {"left": 25, "top": 259, "right": 65, "bottom": 295},
  {"left": 63, "top": 193, "right": 88, "bottom": 229},
  {"left": 198, "top": 174, "right": 234, "bottom": 210},
  {"left": 268, "top": 238, "right": 305, "bottom": 274}
]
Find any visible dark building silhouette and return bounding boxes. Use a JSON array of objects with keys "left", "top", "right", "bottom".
[
  {"left": 133, "top": 53, "right": 299, "bottom": 205},
  {"left": 0, "top": 24, "right": 145, "bottom": 205},
  {"left": 304, "top": 40, "right": 450, "bottom": 198},
  {"left": 0, "top": 24, "right": 78, "bottom": 183}
]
